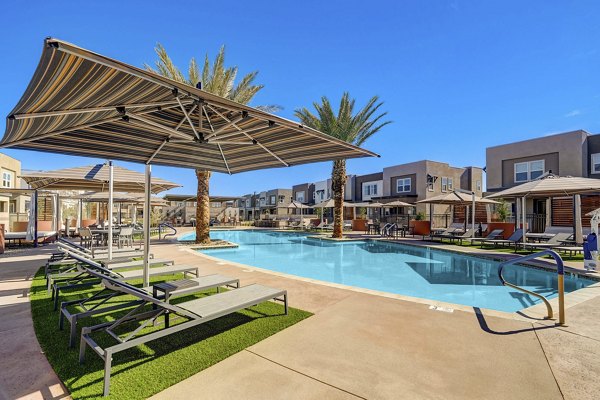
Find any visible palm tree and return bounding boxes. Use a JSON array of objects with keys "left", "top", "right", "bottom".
[
  {"left": 295, "top": 93, "right": 391, "bottom": 238},
  {"left": 146, "top": 44, "right": 278, "bottom": 244}
]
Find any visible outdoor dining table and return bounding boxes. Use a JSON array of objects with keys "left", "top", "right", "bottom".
[{"left": 90, "top": 228, "right": 121, "bottom": 246}]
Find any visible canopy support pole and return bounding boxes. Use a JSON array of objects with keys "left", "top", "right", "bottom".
[
  {"left": 108, "top": 161, "right": 114, "bottom": 260},
  {"left": 77, "top": 198, "right": 82, "bottom": 231},
  {"left": 471, "top": 192, "right": 476, "bottom": 237},
  {"left": 546, "top": 197, "right": 552, "bottom": 228},
  {"left": 143, "top": 164, "right": 152, "bottom": 287},
  {"left": 33, "top": 190, "right": 38, "bottom": 248},
  {"left": 521, "top": 196, "right": 527, "bottom": 237},
  {"left": 574, "top": 194, "right": 583, "bottom": 245}
]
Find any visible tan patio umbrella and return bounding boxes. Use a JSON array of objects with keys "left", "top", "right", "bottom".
[
  {"left": 487, "top": 175, "right": 600, "bottom": 244},
  {"left": 281, "top": 200, "right": 311, "bottom": 219},
  {"left": 384, "top": 200, "right": 415, "bottom": 223},
  {"left": 1, "top": 38, "right": 377, "bottom": 285},
  {"left": 417, "top": 191, "right": 498, "bottom": 237}
]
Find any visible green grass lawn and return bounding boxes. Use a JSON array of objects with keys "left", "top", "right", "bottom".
[
  {"left": 31, "top": 269, "right": 311, "bottom": 399},
  {"left": 432, "top": 238, "right": 584, "bottom": 262}
]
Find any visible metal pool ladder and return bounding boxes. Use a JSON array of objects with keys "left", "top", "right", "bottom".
[{"left": 497, "top": 250, "right": 566, "bottom": 325}]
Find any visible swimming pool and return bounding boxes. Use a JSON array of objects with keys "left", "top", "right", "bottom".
[{"left": 180, "top": 230, "right": 595, "bottom": 312}]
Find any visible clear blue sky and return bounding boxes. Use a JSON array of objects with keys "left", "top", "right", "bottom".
[{"left": 1, "top": 0, "right": 599, "bottom": 195}]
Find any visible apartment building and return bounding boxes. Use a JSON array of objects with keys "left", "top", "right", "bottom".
[
  {"left": 377, "top": 160, "right": 483, "bottom": 214},
  {"left": 485, "top": 129, "right": 600, "bottom": 230},
  {"left": 292, "top": 183, "right": 315, "bottom": 205},
  {"left": 258, "top": 188, "right": 292, "bottom": 217},
  {"left": 163, "top": 194, "right": 239, "bottom": 225},
  {"left": 0, "top": 153, "right": 30, "bottom": 231}
]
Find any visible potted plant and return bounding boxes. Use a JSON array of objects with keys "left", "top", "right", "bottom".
[
  {"left": 352, "top": 207, "right": 369, "bottom": 231},
  {"left": 488, "top": 200, "right": 515, "bottom": 239},
  {"left": 410, "top": 211, "right": 430, "bottom": 236}
]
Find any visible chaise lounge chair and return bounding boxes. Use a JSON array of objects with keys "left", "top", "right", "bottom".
[
  {"left": 521, "top": 232, "right": 573, "bottom": 252},
  {"left": 466, "top": 229, "right": 505, "bottom": 247},
  {"left": 48, "top": 250, "right": 196, "bottom": 311},
  {"left": 477, "top": 229, "right": 524, "bottom": 252},
  {"left": 59, "top": 255, "right": 240, "bottom": 347},
  {"left": 78, "top": 271, "right": 287, "bottom": 396}
]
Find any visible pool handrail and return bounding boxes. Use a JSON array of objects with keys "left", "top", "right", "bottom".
[{"left": 497, "top": 250, "right": 565, "bottom": 325}]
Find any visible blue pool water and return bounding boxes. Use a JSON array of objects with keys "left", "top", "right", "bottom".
[{"left": 180, "top": 230, "right": 595, "bottom": 312}]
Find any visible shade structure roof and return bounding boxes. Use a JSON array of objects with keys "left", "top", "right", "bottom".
[
  {"left": 1, "top": 38, "right": 378, "bottom": 174},
  {"left": 487, "top": 175, "right": 600, "bottom": 199},
  {"left": 383, "top": 199, "right": 414, "bottom": 207},
  {"left": 77, "top": 191, "right": 167, "bottom": 205},
  {"left": 350, "top": 202, "right": 385, "bottom": 208},
  {"left": 281, "top": 200, "right": 310, "bottom": 209},
  {"left": 416, "top": 191, "right": 498, "bottom": 205},
  {"left": 313, "top": 199, "right": 335, "bottom": 208},
  {"left": 21, "top": 163, "right": 179, "bottom": 193}
]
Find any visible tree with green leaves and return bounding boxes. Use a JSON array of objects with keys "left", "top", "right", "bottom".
[
  {"left": 295, "top": 93, "right": 391, "bottom": 238},
  {"left": 146, "top": 44, "right": 278, "bottom": 243}
]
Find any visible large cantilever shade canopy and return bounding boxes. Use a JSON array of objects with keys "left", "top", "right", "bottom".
[
  {"left": 1, "top": 38, "right": 377, "bottom": 285},
  {"left": 1, "top": 38, "right": 377, "bottom": 172}
]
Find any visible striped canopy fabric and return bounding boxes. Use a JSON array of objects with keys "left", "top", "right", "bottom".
[
  {"left": 21, "top": 163, "right": 180, "bottom": 193},
  {"left": 1, "top": 38, "right": 377, "bottom": 173},
  {"left": 487, "top": 175, "right": 600, "bottom": 198}
]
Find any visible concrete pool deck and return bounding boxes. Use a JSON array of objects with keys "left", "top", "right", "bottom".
[{"left": 1, "top": 231, "right": 599, "bottom": 399}]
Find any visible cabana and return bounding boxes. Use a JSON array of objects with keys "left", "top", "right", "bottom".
[
  {"left": 1, "top": 38, "right": 376, "bottom": 285},
  {"left": 21, "top": 163, "right": 179, "bottom": 242},
  {"left": 417, "top": 191, "right": 498, "bottom": 237},
  {"left": 487, "top": 174, "right": 600, "bottom": 244}
]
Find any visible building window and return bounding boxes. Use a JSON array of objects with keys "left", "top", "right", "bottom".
[
  {"left": 476, "top": 180, "right": 482, "bottom": 191},
  {"left": 448, "top": 178, "right": 453, "bottom": 191},
  {"left": 296, "top": 191, "right": 305, "bottom": 203},
  {"left": 397, "top": 178, "right": 411, "bottom": 193},
  {"left": 270, "top": 195, "right": 276, "bottom": 204},
  {"left": 278, "top": 195, "right": 285, "bottom": 203},
  {"left": 592, "top": 153, "right": 600, "bottom": 173},
  {"left": 245, "top": 199, "right": 251, "bottom": 207},
  {"left": 515, "top": 160, "right": 545, "bottom": 182},
  {"left": 9, "top": 201, "right": 15, "bottom": 214},
  {"left": 211, "top": 202, "right": 221, "bottom": 208},
  {"left": 25, "top": 200, "right": 31, "bottom": 212},
  {"left": 1, "top": 171, "right": 11, "bottom": 188},
  {"left": 363, "top": 184, "right": 378, "bottom": 196},
  {"left": 441, "top": 177, "right": 448, "bottom": 192}
]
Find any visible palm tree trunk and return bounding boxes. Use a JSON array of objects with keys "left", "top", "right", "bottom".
[
  {"left": 331, "top": 159, "right": 347, "bottom": 239},
  {"left": 195, "top": 169, "right": 212, "bottom": 244}
]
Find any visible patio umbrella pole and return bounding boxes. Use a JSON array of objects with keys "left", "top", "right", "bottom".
[
  {"left": 143, "top": 164, "right": 151, "bottom": 287},
  {"left": 108, "top": 161, "right": 114, "bottom": 260},
  {"left": 471, "top": 192, "right": 475, "bottom": 237},
  {"left": 522, "top": 196, "right": 526, "bottom": 234}
]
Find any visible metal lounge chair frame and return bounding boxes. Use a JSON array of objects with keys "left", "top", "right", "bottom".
[
  {"left": 78, "top": 270, "right": 287, "bottom": 396},
  {"left": 59, "top": 264, "right": 240, "bottom": 347},
  {"left": 48, "top": 251, "right": 197, "bottom": 311}
]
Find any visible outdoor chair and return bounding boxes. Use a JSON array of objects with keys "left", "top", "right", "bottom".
[
  {"left": 78, "top": 227, "right": 98, "bottom": 248},
  {"left": 78, "top": 270, "right": 287, "bottom": 396},
  {"left": 521, "top": 232, "right": 573, "bottom": 252},
  {"left": 117, "top": 226, "right": 134, "bottom": 248},
  {"left": 447, "top": 229, "right": 477, "bottom": 245},
  {"left": 48, "top": 250, "right": 196, "bottom": 311},
  {"left": 59, "top": 264, "right": 240, "bottom": 347},
  {"left": 465, "top": 229, "right": 505, "bottom": 246},
  {"left": 478, "top": 229, "right": 524, "bottom": 252}
]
